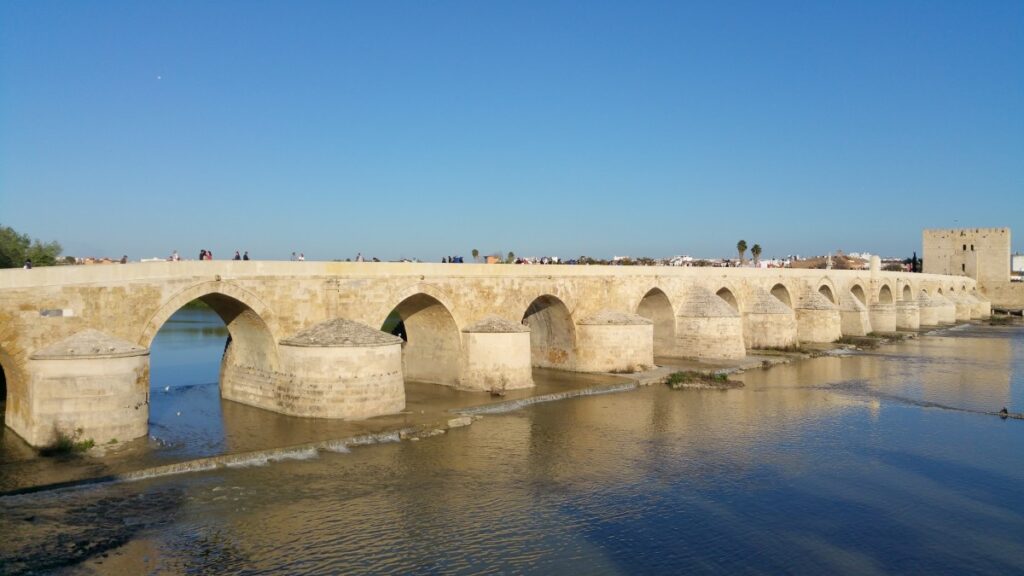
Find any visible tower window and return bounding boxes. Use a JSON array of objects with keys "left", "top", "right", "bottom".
[
  {"left": 962, "top": 264, "right": 966, "bottom": 272},
  {"left": 971, "top": 244, "right": 974, "bottom": 251},
  {"left": 963, "top": 244, "right": 967, "bottom": 251}
]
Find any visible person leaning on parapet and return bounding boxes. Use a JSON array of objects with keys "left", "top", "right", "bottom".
[
  {"left": 23, "top": 258, "right": 32, "bottom": 269},
  {"left": 120, "top": 255, "right": 128, "bottom": 264},
  {"left": 233, "top": 250, "right": 241, "bottom": 260},
  {"left": 242, "top": 251, "right": 250, "bottom": 261},
  {"left": 199, "top": 249, "right": 207, "bottom": 260},
  {"left": 291, "top": 252, "right": 297, "bottom": 261}
]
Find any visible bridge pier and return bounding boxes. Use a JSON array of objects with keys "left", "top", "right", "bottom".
[
  {"left": 17, "top": 330, "right": 149, "bottom": 448},
  {"left": 933, "top": 294, "right": 957, "bottom": 324},
  {"left": 869, "top": 303, "right": 897, "bottom": 333},
  {"left": 743, "top": 288, "right": 798, "bottom": 349},
  {"left": 459, "top": 316, "right": 534, "bottom": 391},
  {"left": 917, "top": 292, "right": 941, "bottom": 326},
  {"left": 275, "top": 319, "right": 406, "bottom": 420},
  {"left": 674, "top": 288, "right": 746, "bottom": 360},
  {"left": 839, "top": 295, "right": 872, "bottom": 336},
  {"left": 575, "top": 311, "right": 654, "bottom": 372},
  {"left": 895, "top": 299, "right": 920, "bottom": 330},
  {"left": 794, "top": 291, "right": 841, "bottom": 343},
  {"left": 967, "top": 294, "right": 991, "bottom": 318},
  {"left": 950, "top": 294, "right": 973, "bottom": 321}
]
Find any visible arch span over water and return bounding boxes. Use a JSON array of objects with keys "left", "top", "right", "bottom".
[{"left": 523, "top": 295, "right": 576, "bottom": 369}]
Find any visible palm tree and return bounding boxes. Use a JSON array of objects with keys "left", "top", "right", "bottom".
[
  {"left": 751, "top": 244, "right": 762, "bottom": 267},
  {"left": 736, "top": 240, "right": 747, "bottom": 266},
  {"left": 471, "top": 248, "right": 479, "bottom": 263}
]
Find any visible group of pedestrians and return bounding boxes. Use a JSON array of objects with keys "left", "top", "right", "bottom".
[
  {"left": 232, "top": 251, "right": 250, "bottom": 260},
  {"left": 442, "top": 256, "right": 465, "bottom": 263},
  {"left": 290, "top": 252, "right": 305, "bottom": 261}
]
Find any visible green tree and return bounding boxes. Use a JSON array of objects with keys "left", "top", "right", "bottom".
[
  {"left": 0, "top": 224, "right": 62, "bottom": 268},
  {"left": 506, "top": 251, "right": 515, "bottom": 264},
  {"left": 751, "top": 244, "right": 762, "bottom": 267},
  {"left": 471, "top": 248, "right": 480, "bottom": 262},
  {"left": 736, "top": 239, "right": 747, "bottom": 266}
]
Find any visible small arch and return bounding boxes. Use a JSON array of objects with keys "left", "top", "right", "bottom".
[
  {"left": 878, "top": 285, "right": 894, "bottom": 304},
  {"left": 770, "top": 283, "right": 792, "bottom": 308},
  {"left": 902, "top": 285, "right": 912, "bottom": 301},
  {"left": 818, "top": 284, "right": 836, "bottom": 304},
  {"left": 937, "top": 287, "right": 944, "bottom": 295},
  {"left": 522, "top": 295, "right": 576, "bottom": 369},
  {"left": 636, "top": 288, "right": 675, "bottom": 357},
  {"left": 382, "top": 293, "right": 462, "bottom": 386},
  {"left": 851, "top": 284, "right": 867, "bottom": 306},
  {"left": 716, "top": 287, "right": 739, "bottom": 313}
]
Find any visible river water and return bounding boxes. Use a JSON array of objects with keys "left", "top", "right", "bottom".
[{"left": 1, "top": 310, "right": 1022, "bottom": 574}]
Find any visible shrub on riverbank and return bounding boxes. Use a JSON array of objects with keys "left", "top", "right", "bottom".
[
  {"left": 664, "top": 371, "right": 742, "bottom": 390},
  {"left": 39, "top": 429, "right": 95, "bottom": 457}
]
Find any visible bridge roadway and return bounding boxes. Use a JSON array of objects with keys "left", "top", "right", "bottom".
[{"left": 0, "top": 260, "right": 989, "bottom": 447}]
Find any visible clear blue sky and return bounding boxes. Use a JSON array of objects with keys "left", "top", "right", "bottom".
[{"left": 1, "top": 1, "right": 1021, "bottom": 261}]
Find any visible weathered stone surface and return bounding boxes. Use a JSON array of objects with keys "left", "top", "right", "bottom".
[
  {"left": 462, "top": 315, "right": 530, "bottom": 333},
  {"left": 280, "top": 318, "right": 401, "bottom": 347},
  {"left": 578, "top": 310, "right": 653, "bottom": 325},
  {"left": 31, "top": 329, "right": 147, "bottom": 359}
]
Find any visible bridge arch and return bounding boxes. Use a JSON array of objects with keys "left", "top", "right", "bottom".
[
  {"left": 635, "top": 287, "right": 675, "bottom": 357},
  {"left": 141, "top": 281, "right": 281, "bottom": 381},
  {"left": 770, "top": 283, "right": 793, "bottom": 309},
  {"left": 850, "top": 283, "right": 868, "bottom": 306},
  {"left": 522, "top": 294, "right": 576, "bottom": 370},
  {"left": 878, "top": 285, "right": 894, "bottom": 305},
  {"left": 715, "top": 286, "right": 740, "bottom": 314},
  {"left": 381, "top": 292, "right": 462, "bottom": 386},
  {"left": 902, "top": 284, "right": 913, "bottom": 301},
  {"left": 815, "top": 277, "right": 838, "bottom": 304}
]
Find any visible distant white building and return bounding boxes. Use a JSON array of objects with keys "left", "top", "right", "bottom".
[{"left": 1012, "top": 253, "right": 1024, "bottom": 275}]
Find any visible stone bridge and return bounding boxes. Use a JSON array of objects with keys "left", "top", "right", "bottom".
[{"left": 0, "top": 261, "right": 988, "bottom": 447}]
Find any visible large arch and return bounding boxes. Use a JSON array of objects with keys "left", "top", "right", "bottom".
[
  {"left": 715, "top": 287, "right": 740, "bottom": 313},
  {"left": 850, "top": 284, "right": 867, "bottom": 306},
  {"left": 142, "top": 282, "right": 280, "bottom": 375},
  {"left": 770, "top": 283, "right": 793, "bottom": 309},
  {"left": 636, "top": 288, "right": 675, "bottom": 357},
  {"left": 878, "top": 285, "right": 894, "bottom": 304},
  {"left": 382, "top": 293, "right": 461, "bottom": 386},
  {"left": 522, "top": 295, "right": 576, "bottom": 370}
]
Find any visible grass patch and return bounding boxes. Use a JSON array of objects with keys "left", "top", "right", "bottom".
[
  {"left": 39, "top": 428, "right": 95, "bottom": 457},
  {"left": 664, "top": 371, "right": 742, "bottom": 390},
  {"left": 987, "top": 315, "right": 1015, "bottom": 326}
]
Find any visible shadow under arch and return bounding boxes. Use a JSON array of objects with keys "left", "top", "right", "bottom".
[
  {"left": 770, "top": 283, "right": 793, "bottom": 308},
  {"left": 381, "top": 293, "right": 461, "bottom": 386},
  {"left": 818, "top": 284, "right": 837, "bottom": 304},
  {"left": 850, "top": 283, "right": 867, "bottom": 306},
  {"left": 636, "top": 288, "right": 675, "bottom": 357},
  {"left": 715, "top": 287, "right": 740, "bottom": 313},
  {"left": 878, "top": 285, "right": 894, "bottom": 305},
  {"left": 140, "top": 281, "right": 281, "bottom": 376},
  {"left": 522, "top": 295, "right": 576, "bottom": 370},
  {"left": 902, "top": 284, "right": 913, "bottom": 301}
]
